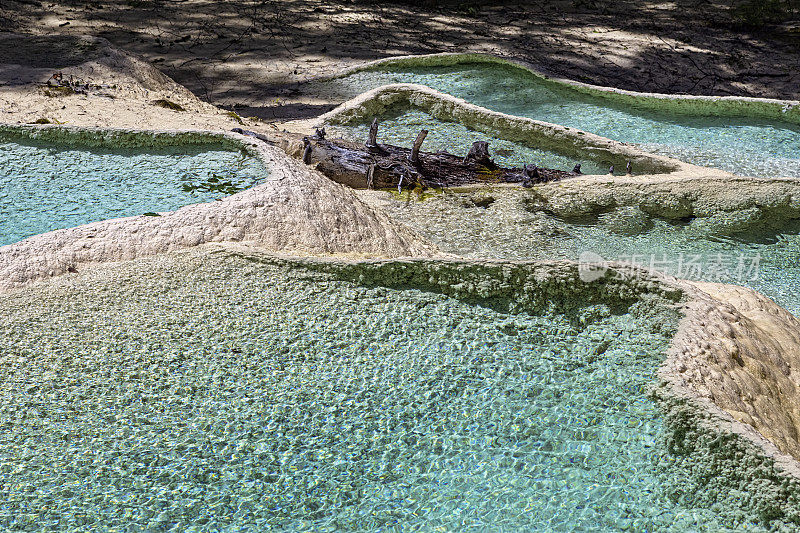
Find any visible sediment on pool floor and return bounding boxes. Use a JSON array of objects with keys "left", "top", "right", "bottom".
[
  {"left": 4, "top": 246, "right": 800, "bottom": 529},
  {"left": 0, "top": 249, "right": 686, "bottom": 530}
]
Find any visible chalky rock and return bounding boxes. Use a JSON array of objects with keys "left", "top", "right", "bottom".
[{"left": 0, "top": 126, "right": 439, "bottom": 291}]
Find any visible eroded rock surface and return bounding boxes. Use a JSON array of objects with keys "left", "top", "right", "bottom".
[
  {"left": 668, "top": 281, "right": 800, "bottom": 460},
  {"left": 529, "top": 174, "right": 800, "bottom": 226}
]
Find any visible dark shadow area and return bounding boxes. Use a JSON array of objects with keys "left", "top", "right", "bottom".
[
  {"left": 1, "top": 0, "right": 798, "bottom": 108},
  {"left": 0, "top": 33, "right": 103, "bottom": 68},
  {"left": 0, "top": 33, "right": 111, "bottom": 86},
  {"left": 227, "top": 102, "right": 337, "bottom": 122}
]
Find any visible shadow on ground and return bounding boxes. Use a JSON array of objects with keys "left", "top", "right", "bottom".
[{"left": 2, "top": 0, "right": 798, "bottom": 113}]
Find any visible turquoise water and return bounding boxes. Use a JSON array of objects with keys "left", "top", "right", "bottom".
[
  {"left": 0, "top": 250, "right": 763, "bottom": 531},
  {"left": 560, "top": 219, "right": 800, "bottom": 317},
  {"left": 312, "top": 63, "right": 800, "bottom": 178},
  {"left": 374, "top": 191, "right": 800, "bottom": 317},
  {"left": 0, "top": 138, "right": 269, "bottom": 246},
  {"left": 328, "top": 110, "right": 607, "bottom": 175}
]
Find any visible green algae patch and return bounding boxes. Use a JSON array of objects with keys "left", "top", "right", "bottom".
[
  {"left": 152, "top": 98, "right": 186, "bottom": 111},
  {"left": 651, "top": 388, "right": 800, "bottom": 531}
]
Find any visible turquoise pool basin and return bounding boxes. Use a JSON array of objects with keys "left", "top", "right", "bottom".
[
  {"left": 310, "top": 62, "right": 800, "bottom": 179},
  {"left": 373, "top": 190, "right": 800, "bottom": 317},
  {"left": 0, "top": 249, "right": 775, "bottom": 531},
  {"left": 0, "top": 134, "right": 268, "bottom": 246}
]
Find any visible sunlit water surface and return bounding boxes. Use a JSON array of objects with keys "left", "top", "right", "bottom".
[
  {"left": 371, "top": 190, "right": 800, "bottom": 317},
  {"left": 310, "top": 63, "right": 800, "bottom": 178},
  {"left": 0, "top": 137, "right": 269, "bottom": 245},
  {"left": 0, "top": 60, "right": 795, "bottom": 531},
  {"left": 0, "top": 251, "right": 763, "bottom": 531}
]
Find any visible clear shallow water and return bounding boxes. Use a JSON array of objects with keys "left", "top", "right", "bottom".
[
  {"left": 311, "top": 63, "right": 800, "bottom": 178},
  {"left": 0, "top": 138, "right": 269, "bottom": 246},
  {"left": 373, "top": 191, "right": 800, "bottom": 317},
  {"left": 328, "top": 110, "right": 607, "bottom": 175},
  {"left": 0, "top": 251, "right": 761, "bottom": 531}
]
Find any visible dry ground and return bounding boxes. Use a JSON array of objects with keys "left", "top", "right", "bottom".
[{"left": 1, "top": 0, "right": 798, "bottom": 122}]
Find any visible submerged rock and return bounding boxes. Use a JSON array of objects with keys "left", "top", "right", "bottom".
[
  {"left": 598, "top": 206, "right": 654, "bottom": 236},
  {"left": 688, "top": 207, "right": 764, "bottom": 237},
  {"left": 464, "top": 192, "right": 496, "bottom": 209}
]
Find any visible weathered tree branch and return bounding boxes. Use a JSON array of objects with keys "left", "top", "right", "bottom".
[
  {"left": 410, "top": 129, "right": 428, "bottom": 165},
  {"left": 233, "top": 124, "right": 576, "bottom": 190}
]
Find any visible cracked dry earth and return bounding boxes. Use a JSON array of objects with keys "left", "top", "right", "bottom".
[{"left": 2, "top": 0, "right": 799, "bottom": 123}]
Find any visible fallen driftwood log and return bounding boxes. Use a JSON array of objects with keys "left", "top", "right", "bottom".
[{"left": 233, "top": 122, "right": 581, "bottom": 191}]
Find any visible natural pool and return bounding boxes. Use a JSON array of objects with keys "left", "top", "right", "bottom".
[
  {"left": 373, "top": 190, "right": 800, "bottom": 317},
  {"left": 0, "top": 136, "right": 268, "bottom": 246},
  {"left": 310, "top": 62, "right": 800, "bottom": 178},
  {"left": 1, "top": 57, "right": 798, "bottom": 532},
  {"left": 327, "top": 109, "right": 607, "bottom": 175},
  {"left": 0, "top": 249, "right": 770, "bottom": 531}
]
